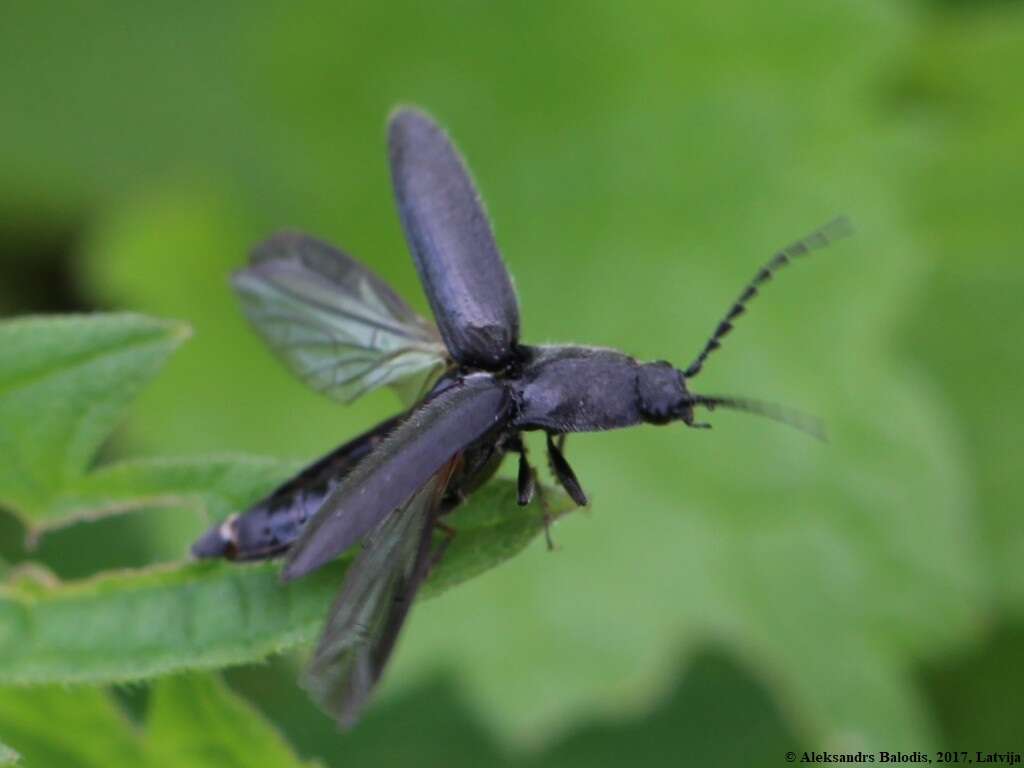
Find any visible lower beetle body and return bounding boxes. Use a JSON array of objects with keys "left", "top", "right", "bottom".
[{"left": 193, "top": 343, "right": 689, "bottom": 561}]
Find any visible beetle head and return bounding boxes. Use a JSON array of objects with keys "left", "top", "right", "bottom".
[
  {"left": 636, "top": 360, "right": 824, "bottom": 437},
  {"left": 637, "top": 362, "right": 694, "bottom": 426}
]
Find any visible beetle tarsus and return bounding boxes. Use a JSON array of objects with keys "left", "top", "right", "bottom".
[
  {"left": 516, "top": 449, "right": 536, "bottom": 506},
  {"left": 530, "top": 468, "right": 558, "bottom": 551}
]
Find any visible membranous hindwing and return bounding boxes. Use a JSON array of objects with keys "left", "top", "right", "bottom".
[
  {"left": 302, "top": 458, "right": 456, "bottom": 727},
  {"left": 234, "top": 231, "right": 449, "bottom": 406}
]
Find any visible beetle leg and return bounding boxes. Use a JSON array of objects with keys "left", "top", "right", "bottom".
[
  {"left": 440, "top": 487, "right": 466, "bottom": 514},
  {"left": 506, "top": 435, "right": 536, "bottom": 506},
  {"left": 509, "top": 434, "right": 555, "bottom": 549},
  {"left": 435, "top": 520, "right": 457, "bottom": 537},
  {"left": 546, "top": 432, "right": 588, "bottom": 507},
  {"left": 429, "top": 520, "right": 457, "bottom": 572}
]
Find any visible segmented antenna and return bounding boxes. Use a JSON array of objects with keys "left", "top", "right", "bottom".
[
  {"left": 684, "top": 216, "right": 853, "bottom": 379},
  {"left": 689, "top": 394, "right": 826, "bottom": 441}
]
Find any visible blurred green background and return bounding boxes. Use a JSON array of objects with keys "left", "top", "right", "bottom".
[{"left": 1, "top": 0, "right": 1023, "bottom": 764}]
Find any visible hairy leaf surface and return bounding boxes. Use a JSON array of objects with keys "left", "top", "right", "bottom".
[
  {"left": 0, "top": 481, "right": 570, "bottom": 685},
  {"left": 0, "top": 315, "right": 189, "bottom": 533}
]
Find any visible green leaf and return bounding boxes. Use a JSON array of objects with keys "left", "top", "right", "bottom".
[
  {"left": 0, "top": 686, "right": 145, "bottom": 768},
  {"left": 0, "top": 673, "right": 310, "bottom": 768},
  {"left": 0, "top": 314, "right": 190, "bottom": 534},
  {"left": 52, "top": 455, "right": 297, "bottom": 528},
  {"left": 0, "top": 481, "right": 570, "bottom": 685},
  {"left": 924, "top": 621, "right": 1024, "bottom": 749},
  {"left": 145, "top": 674, "right": 313, "bottom": 768},
  {"left": 900, "top": 6, "right": 1024, "bottom": 616}
]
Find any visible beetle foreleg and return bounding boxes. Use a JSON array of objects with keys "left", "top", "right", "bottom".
[
  {"left": 546, "top": 432, "right": 588, "bottom": 507},
  {"left": 508, "top": 435, "right": 557, "bottom": 549},
  {"left": 505, "top": 434, "right": 537, "bottom": 506}
]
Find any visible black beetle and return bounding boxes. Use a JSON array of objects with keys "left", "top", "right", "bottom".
[{"left": 193, "top": 106, "right": 850, "bottom": 726}]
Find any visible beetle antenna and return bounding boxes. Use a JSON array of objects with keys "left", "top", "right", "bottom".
[
  {"left": 684, "top": 216, "right": 853, "bottom": 379},
  {"left": 688, "top": 394, "right": 827, "bottom": 441}
]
